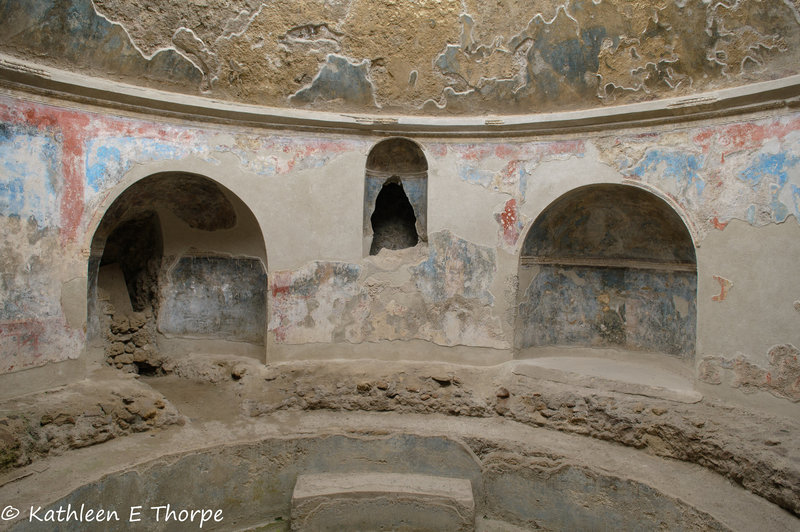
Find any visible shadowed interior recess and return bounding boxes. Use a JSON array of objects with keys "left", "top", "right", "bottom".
[
  {"left": 364, "top": 138, "right": 428, "bottom": 255},
  {"left": 518, "top": 185, "right": 698, "bottom": 357},
  {"left": 522, "top": 184, "right": 696, "bottom": 266},
  {"left": 370, "top": 181, "right": 419, "bottom": 255}
]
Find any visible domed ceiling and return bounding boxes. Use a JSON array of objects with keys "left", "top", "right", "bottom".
[{"left": 1, "top": 0, "right": 799, "bottom": 115}]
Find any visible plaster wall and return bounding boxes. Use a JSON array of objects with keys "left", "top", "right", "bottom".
[{"left": 1, "top": 91, "right": 799, "bottom": 411}]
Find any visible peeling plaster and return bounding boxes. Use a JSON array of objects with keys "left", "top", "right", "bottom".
[
  {"left": 3, "top": 0, "right": 798, "bottom": 114},
  {"left": 290, "top": 55, "right": 377, "bottom": 109},
  {"left": 0, "top": 0, "right": 203, "bottom": 90},
  {"left": 699, "top": 344, "right": 800, "bottom": 402},
  {"left": 2, "top": 82, "right": 800, "bottom": 376},
  {"left": 600, "top": 112, "right": 800, "bottom": 237},
  {"left": 711, "top": 275, "right": 733, "bottom": 302},
  {"left": 268, "top": 232, "right": 505, "bottom": 349},
  {"left": 519, "top": 265, "right": 697, "bottom": 356}
]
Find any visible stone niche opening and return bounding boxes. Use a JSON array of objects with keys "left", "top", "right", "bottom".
[
  {"left": 516, "top": 184, "right": 697, "bottom": 358},
  {"left": 100, "top": 211, "right": 163, "bottom": 314},
  {"left": 87, "top": 172, "right": 268, "bottom": 371},
  {"left": 364, "top": 138, "right": 428, "bottom": 256}
]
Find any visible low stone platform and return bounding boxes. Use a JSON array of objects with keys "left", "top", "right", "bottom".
[
  {"left": 512, "top": 355, "right": 703, "bottom": 403},
  {"left": 290, "top": 473, "right": 475, "bottom": 531}
]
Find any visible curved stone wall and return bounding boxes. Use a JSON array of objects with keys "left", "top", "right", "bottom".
[
  {"left": 1, "top": 0, "right": 799, "bottom": 115},
  {"left": 9, "top": 434, "right": 729, "bottom": 531},
  {"left": 0, "top": 88, "right": 798, "bottom": 415},
  {"left": 3, "top": 411, "right": 794, "bottom": 531}
]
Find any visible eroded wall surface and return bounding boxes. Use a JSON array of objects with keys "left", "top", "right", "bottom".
[
  {"left": 159, "top": 256, "right": 267, "bottom": 343},
  {"left": 0, "top": 111, "right": 84, "bottom": 372},
  {"left": 1, "top": 91, "right": 799, "bottom": 406},
  {"left": 1, "top": 0, "right": 799, "bottom": 114},
  {"left": 517, "top": 184, "right": 697, "bottom": 356},
  {"left": 519, "top": 267, "right": 697, "bottom": 356}
]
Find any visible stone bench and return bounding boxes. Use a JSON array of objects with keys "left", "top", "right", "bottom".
[{"left": 290, "top": 472, "right": 475, "bottom": 531}]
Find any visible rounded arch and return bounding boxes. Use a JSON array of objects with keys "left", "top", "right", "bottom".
[
  {"left": 87, "top": 172, "right": 268, "bottom": 372},
  {"left": 516, "top": 183, "right": 697, "bottom": 358},
  {"left": 363, "top": 137, "right": 429, "bottom": 255},
  {"left": 85, "top": 161, "right": 269, "bottom": 261},
  {"left": 513, "top": 177, "right": 700, "bottom": 258},
  {"left": 521, "top": 184, "right": 697, "bottom": 267},
  {"left": 366, "top": 137, "right": 429, "bottom": 175}
]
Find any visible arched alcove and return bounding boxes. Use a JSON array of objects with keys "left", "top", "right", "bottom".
[
  {"left": 364, "top": 138, "right": 428, "bottom": 255},
  {"left": 516, "top": 184, "right": 697, "bottom": 357},
  {"left": 87, "top": 172, "right": 268, "bottom": 372}
]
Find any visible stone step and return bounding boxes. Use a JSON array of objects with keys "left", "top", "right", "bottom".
[{"left": 290, "top": 472, "right": 475, "bottom": 531}]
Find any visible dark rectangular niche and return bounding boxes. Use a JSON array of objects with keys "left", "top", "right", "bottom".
[
  {"left": 518, "top": 264, "right": 696, "bottom": 356},
  {"left": 158, "top": 255, "right": 267, "bottom": 343}
]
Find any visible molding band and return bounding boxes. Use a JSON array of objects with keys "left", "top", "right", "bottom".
[{"left": 1, "top": 53, "right": 799, "bottom": 137}]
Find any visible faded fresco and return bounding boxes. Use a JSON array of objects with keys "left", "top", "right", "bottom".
[
  {"left": 0, "top": 95, "right": 358, "bottom": 372},
  {"left": 518, "top": 266, "right": 697, "bottom": 356},
  {"left": 1, "top": 0, "right": 799, "bottom": 114},
  {"left": 0, "top": 122, "right": 83, "bottom": 372},
  {"left": 699, "top": 344, "right": 800, "bottom": 402},
  {"left": 159, "top": 256, "right": 267, "bottom": 343},
  {"left": 516, "top": 185, "right": 697, "bottom": 356},
  {"left": 3, "top": 8, "right": 800, "bottom": 524},
  {"left": 269, "top": 231, "right": 506, "bottom": 348},
  {"left": 599, "top": 114, "right": 800, "bottom": 237},
  {"left": 444, "top": 114, "right": 800, "bottom": 241},
  {"left": 0, "top": 0, "right": 202, "bottom": 89},
  {"left": 0, "top": 94, "right": 799, "bottom": 381}
]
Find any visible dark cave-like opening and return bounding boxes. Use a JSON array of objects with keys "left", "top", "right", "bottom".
[
  {"left": 99, "top": 211, "right": 163, "bottom": 313},
  {"left": 370, "top": 182, "right": 419, "bottom": 255}
]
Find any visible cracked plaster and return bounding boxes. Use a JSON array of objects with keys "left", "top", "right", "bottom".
[{"left": 0, "top": 0, "right": 796, "bottom": 114}]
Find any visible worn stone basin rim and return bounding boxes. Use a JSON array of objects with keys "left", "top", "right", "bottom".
[{"left": 3, "top": 420, "right": 783, "bottom": 532}]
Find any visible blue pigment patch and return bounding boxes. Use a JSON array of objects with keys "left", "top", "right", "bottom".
[
  {"left": 791, "top": 184, "right": 800, "bottom": 219},
  {"left": 746, "top": 204, "right": 757, "bottom": 224},
  {"left": 435, "top": 45, "right": 462, "bottom": 77},
  {"left": 518, "top": 265, "right": 696, "bottom": 356},
  {"left": 739, "top": 152, "right": 799, "bottom": 188},
  {"left": 399, "top": 177, "right": 428, "bottom": 232},
  {"left": 411, "top": 231, "right": 496, "bottom": 304},
  {"left": 740, "top": 152, "right": 800, "bottom": 222},
  {"left": 0, "top": 130, "right": 60, "bottom": 222},
  {"left": 0, "top": 178, "right": 24, "bottom": 215},
  {"left": 632, "top": 149, "right": 705, "bottom": 195},
  {"left": 85, "top": 137, "right": 187, "bottom": 192},
  {"left": 0, "top": 0, "right": 202, "bottom": 88},
  {"left": 458, "top": 166, "right": 494, "bottom": 187},
  {"left": 86, "top": 144, "right": 121, "bottom": 192},
  {"left": 290, "top": 55, "right": 376, "bottom": 107}
]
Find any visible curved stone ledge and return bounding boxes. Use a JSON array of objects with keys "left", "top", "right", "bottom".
[
  {"left": 164, "top": 356, "right": 798, "bottom": 518},
  {"left": 1, "top": 411, "right": 796, "bottom": 531},
  {"left": 2, "top": 355, "right": 798, "bottom": 525},
  {"left": 1, "top": 53, "right": 799, "bottom": 137}
]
